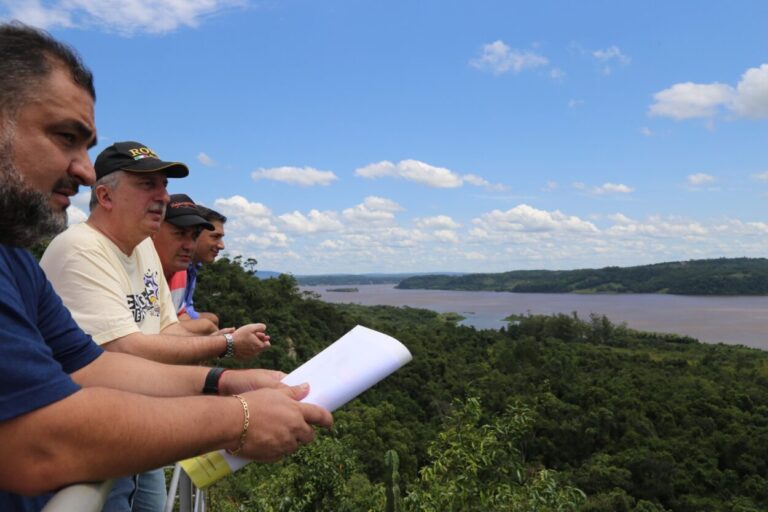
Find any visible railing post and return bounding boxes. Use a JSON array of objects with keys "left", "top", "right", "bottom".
[{"left": 179, "top": 469, "right": 194, "bottom": 512}]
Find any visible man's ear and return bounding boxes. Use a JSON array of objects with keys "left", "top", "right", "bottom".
[{"left": 94, "top": 184, "right": 113, "bottom": 210}]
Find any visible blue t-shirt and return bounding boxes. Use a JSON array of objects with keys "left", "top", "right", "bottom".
[
  {"left": 0, "top": 244, "right": 103, "bottom": 511},
  {"left": 183, "top": 262, "right": 202, "bottom": 319}
]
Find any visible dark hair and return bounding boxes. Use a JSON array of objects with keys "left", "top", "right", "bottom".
[
  {"left": 0, "top": 21, "right": 95, "bottom": 116},
  {"left": 197, "top": 205, "right": 227, "bottom": 224}
]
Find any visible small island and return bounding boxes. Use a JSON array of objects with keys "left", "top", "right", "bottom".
[{"left": 326, "top": 287, "right": 359, "bottom": 293}]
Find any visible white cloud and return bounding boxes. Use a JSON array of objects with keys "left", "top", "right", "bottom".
[
  {"left": 574, "top": 182, "right": 634, "bottom": 195},
  {"left": 607, "top": 213, "right": 634, "bottom": 225},
  {"left": 593, "top": 46, "right": 631, "bottom": 64},
  {"left": 278, "top": 209, "right": 342, "bottom": 234},
  {"left": 568, "top": 99, "right": 585, "bottom": 108},
  {"left": 593, "top": 183, "right": 634, "bottom": 195},
  {"left": 549, "top": 68, "right": 565, "bottom": 80},
  {"left": 605, "top": 215, "right": 708, "bottom": 239},
  {"left": 593, "top": 46, "right": 630, "bottom": 75},
  {"left": 4, "top": 0, "right": 244, "bottom": 34},
  {"left": 752, "top": 171, "right": 768, "bottom": 182},
  {"left": 470, "top": 40, "right": 548, "bottom": 75},
  {"left": 319, "top": 240, "right": 339, "bottom": 250},
  {"left": 640, "top": 127, "right": 654, "bottom": 137},
  {"left": 474, "top": 204, "right": 598, "bottom": 234},
  {"left": 197, "top": 152, "right": 216, "bottom": 167},
  {"left": 361, "top": 196, "right": 402, "bottom": 212},
  {"left": 342, "top": 204, "right": 396, "bottom": 226},
  {"left": 732, "top": 64, "right": 768, "bottom": 118},
  {"left": 355, "top": 159, "right": 503, "bottom": 190},
  {"left": 433, "top": 230, "right": 460, "bottom": 243},
  {"left": 543, "top": 180, "right": 558, "bottom": 191},
  {"left": 649, "top": 82, "right": 735, "bottom": 119},
  {"left": 461, "top": 173, "right": 508, "bottom": 191},
  {"left": 415, "top": 215, "right": 461, "bottom": 230},
  {"left": 213, "top": 195, "right": 273, "bottom": 230},
  {"left": 5, "top": 0, "right": 72, "bottom": 28},
  {"left": 687, "top": 173, "right": 715, "bottom": 186},
  {"left": 240, "top": 232, "right": 289, "bottom": 248},
  {"left": 252, "top": 166, "right": 338, "bottom": 187},
  {"left": 67, "top": 205, "right": 87, "bottom": 224},
  {"left": 464, "top": 252, "right": 486, "bottom": 261},
  {"left": 649, "top": 63, "right": 768, "bottom": 121},
  {"left": 355, "top": 159, "right": 461, "bottom": 188}
]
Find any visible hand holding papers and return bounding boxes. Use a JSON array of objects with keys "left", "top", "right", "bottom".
[{"left": 180, "top": 325, "right": 413, "bottom": 488}]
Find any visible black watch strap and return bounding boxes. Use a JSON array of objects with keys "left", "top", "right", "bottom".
[{"left": 203, "top": 367, "right": 227, "bottom": 395}]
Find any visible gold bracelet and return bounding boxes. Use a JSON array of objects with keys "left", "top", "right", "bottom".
[{"left": 227, "top": 394, "right": 250, "bottom": 456}]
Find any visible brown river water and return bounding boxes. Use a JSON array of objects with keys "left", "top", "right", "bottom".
[{"left": 301, "top": 284, "right": 768, "bottom": 350}]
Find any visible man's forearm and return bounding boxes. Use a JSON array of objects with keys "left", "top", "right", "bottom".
[
  {"left": 102, "top": 331, "right": 226, "bottom": 364},
  {"left": 0, "top": 388, "right": 242, "bottom": 495},
  {"left": 72, "top": 352, "right": 209, "bottom": 396}
]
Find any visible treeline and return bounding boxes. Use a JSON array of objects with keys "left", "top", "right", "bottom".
[
  {"left": 295, "top": 272, "right": 465, "bottom": 286},
  {"left": 397, "top": 257, "right": 768, "bottom": 295},
  {"left": 192, "top": 256, "right": 768, "bottom": 511}
]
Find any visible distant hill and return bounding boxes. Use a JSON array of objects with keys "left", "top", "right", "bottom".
[
  {"left": 252, "top": 270, "right": 283, "bottom": 280},
  {"left": 396, "top": 258, "right": 768, "bottom": 295},
  {"left": 295, "top": 272, "right": 465, "bottom": 286}
]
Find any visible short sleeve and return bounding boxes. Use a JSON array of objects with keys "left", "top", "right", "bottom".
[
  {"left": 41, "top": 227, "right": 141, "bottom": 344},
  {"left": 0, "top": 247, "right": 102, "bottom": 422}
]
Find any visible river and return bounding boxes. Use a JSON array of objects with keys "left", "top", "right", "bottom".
[{"left": 300, "top": 284, "right": 768, "bottom": 350}]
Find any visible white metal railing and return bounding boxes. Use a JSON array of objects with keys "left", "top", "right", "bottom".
[
  {"left": 40, "top": 463, "right": 206, "bottom": 512},
  {"left": 41, "top": 480, "right": 114, "bottom": 512}
]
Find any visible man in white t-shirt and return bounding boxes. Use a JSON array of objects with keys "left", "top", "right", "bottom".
[
  {"left": 42, "top": 141, "right": 271, "bottom": 363},
  {"left": 40, "top": 140, "right": 272, "bottom": 511}
]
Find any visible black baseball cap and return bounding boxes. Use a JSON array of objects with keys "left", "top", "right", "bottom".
[
  {"left": 94, "top": 141, "right": 189, "bottom": 180},
  {"left": 165, "top": 194, "right": 214, "bottom": 230}
]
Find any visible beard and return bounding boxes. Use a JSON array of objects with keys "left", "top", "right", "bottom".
[{"left": 0, "top": 141, "right": 72, "bottom": 248}]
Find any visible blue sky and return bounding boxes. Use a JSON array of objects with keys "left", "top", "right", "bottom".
[{"left": 4, "top": 0, "right": 768, "bottom": 274}]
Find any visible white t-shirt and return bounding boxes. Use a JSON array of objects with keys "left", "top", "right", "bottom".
[{"left": 41, "top": 222, "right": 178, "bottom": 344}]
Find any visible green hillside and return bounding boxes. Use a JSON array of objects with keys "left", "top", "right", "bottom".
[
  {"left": 188, "top": 256, "right": 768, "bottom": 511},
  {"left": 397, "top": 257, "right": 768, "bottom": 295}
]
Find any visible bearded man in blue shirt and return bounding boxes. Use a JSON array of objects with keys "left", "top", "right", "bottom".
[{"left": 0, "top": 21, "right": 332, "bottom": 512}]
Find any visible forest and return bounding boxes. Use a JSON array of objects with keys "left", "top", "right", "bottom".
[
  {"left": 396, "top": 257, "right": 768, "bottom": 295},
  {"left": 294, "top": 273, "right": 457, "bottom": 286},
  {"left": 185, "top": 256, "right": 768, "bottom": 511}
]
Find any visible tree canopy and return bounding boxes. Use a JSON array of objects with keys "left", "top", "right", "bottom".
[{"left": 397, "top": 257, "right": 768, "bottom": 295}]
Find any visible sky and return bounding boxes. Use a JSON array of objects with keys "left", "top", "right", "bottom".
[{"left": 3, "top": 0, "right": 768, "bottom": 274}]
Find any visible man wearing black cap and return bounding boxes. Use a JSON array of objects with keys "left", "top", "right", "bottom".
[
  {"left": 40, "top": 141, "right": 272, "bottom": 510},
  {"left": 1, "top": 23, "right": 331, "bottom": 512},
  {"left": 152, "top": 194, "right": 220, "bottom": 334},
  {"left": 42, "top": 141, "right": 270, "bottom": 364}
]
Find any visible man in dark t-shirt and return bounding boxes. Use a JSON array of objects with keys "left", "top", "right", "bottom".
[{"left": 0, "top": 22, "right": 332, "bottom": 512}]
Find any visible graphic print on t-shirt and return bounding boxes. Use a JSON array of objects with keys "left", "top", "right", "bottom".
[{"left": 126, "top": 270, "right": 162, "bottom": 323}]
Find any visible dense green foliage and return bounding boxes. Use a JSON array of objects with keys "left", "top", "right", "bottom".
[
  {"left": 191, "top": 256, "right": 768, "bottom": 510},
  {"left": 397, "top": 257, "right": 768, "bottom": 295}
]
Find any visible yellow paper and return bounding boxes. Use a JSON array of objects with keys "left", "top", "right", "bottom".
[{"left": 179, "top": 450, "right": 233, "bottom": 489}]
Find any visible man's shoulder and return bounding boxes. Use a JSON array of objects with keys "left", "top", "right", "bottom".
[
  {"left": 0, "top": 244, "right": 39, "bottom": 280},
  {"left": 43, "top": 222, "right": 100, "bottom": 256}
]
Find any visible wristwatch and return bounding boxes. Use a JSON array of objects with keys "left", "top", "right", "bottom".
[
  {"left": 203, "top": 367, "right": 227, "bottom": 394},
  {"left": 222, "top": 333, "right": 235, "bottom": 358}
]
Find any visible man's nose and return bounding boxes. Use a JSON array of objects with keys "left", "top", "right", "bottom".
[{"left": 69, "top": 153, "right": 95, "bottom": 186}]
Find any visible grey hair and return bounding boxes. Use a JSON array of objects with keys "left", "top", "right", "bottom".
[{"left": 89, "top": 171, "right": 123, "bottom": 211}]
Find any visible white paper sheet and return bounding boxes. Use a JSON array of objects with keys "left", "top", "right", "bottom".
[{"left": 183, "top": 324, "right": 413, "bottom": 483}]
